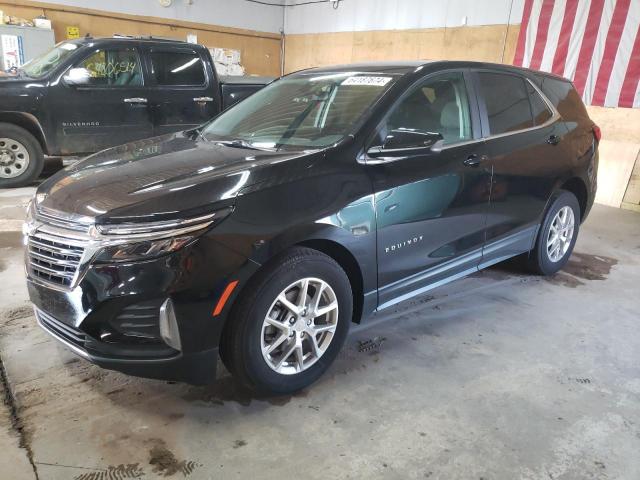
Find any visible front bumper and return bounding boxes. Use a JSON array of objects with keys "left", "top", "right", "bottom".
[
  {"left": 26, "top": 235, "right": 257, "bottom": 384},
  {"left": 35, "top": 307, "right": 218, "bottom": 384}
]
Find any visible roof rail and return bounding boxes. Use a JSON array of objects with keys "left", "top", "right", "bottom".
[{"left": 112, "top": 34, "right": 186, "bottom": 42}]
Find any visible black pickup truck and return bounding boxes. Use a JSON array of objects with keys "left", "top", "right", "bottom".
[{"left": 0, "top": 36, "right": 272, "bottom": 187}]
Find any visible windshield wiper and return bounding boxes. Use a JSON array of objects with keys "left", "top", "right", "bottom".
[{"left": 213, "top": 139, "right": 270, "bottom": 151}]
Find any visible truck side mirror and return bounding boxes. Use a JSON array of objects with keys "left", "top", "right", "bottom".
[{"left": 62, "top": 68, "right": 91, "bottom": 86}]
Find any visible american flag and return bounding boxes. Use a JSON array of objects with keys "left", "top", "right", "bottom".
[{"left": 513, "top": 0, "right": 640, "bottom": 108}]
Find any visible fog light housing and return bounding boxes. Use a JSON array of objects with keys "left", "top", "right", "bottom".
[{"left": 159, "top": 298, "right": 181, "bottom": 351}]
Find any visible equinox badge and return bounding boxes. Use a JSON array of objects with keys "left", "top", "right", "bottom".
[{"left": 385, "top": 235, "right": 424, "bottom": 254}]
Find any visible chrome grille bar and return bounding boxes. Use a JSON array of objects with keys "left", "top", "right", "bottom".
[
  {"left": 36, "top": 308, "right": 86, "bottom": 348},
  {"left": 26, "top": 216, "right": 90, "bottom": 289}
]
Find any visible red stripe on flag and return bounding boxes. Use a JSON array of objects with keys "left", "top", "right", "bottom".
[
  {"left": 619, "top": 25, "right": 640, "bottom": 108},
  {"left": 592, "top": 0, "right": 631, "bottom": 106},
  {"left": 572, "top": 0, "right": 605, "bottom": 96},
  {"left": 529, "top": 0, "right": 555, "bottom": 70},
  {"left": 513, "top": 0, "right": 535, "bottom": 66},
  {"left": 552, "top": 0, "right": 579, "bottom": 75}
]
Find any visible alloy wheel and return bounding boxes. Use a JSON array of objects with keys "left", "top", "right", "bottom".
[
  {"left": 546, "top": 206, "right": 575, "bottom": 262},
  {"left": 261, "top": 277, "right": 339, "bottom": 375},
  {"left": 0, "top": 138, "right": 30, "bottom": 179}
]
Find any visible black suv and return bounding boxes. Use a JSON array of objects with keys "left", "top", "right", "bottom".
[
  {"left": 0, "top": 36, "right": 270, "bottom": 187},
  {"left": 24, "top": 61, "right": 599, "bottom": 394}
]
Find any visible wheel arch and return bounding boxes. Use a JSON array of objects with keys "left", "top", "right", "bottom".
[
  {"left": 221, "top": 232, "right": 368, "bottom": 327},
  {"left": 0, "top": 112, "right": 48, "bottom": 154},
  {"left": 559, "top": 176, "right": 588, "bottom": 222},
  {"left": 296, "top": 238, "right": 365, "bottom": 324}
]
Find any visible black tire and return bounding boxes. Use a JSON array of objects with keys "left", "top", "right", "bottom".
[
  {"left": 0, "top": 123, "right": 44, "bottom": 188},
  {"left": 221, "top": 247, "right": 352, "bottom": 395},
  {"left": 527, "top": 190, "right": 580, "bottom": 276}
]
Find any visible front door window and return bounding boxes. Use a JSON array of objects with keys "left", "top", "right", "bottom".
[
  {"left": 377, "top": 72, "right": 473, "bottom": 147},
  {"left": 68, "top": 48, "right": 142, "bottom": 87}
]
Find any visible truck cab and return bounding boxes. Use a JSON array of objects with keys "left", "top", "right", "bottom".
[{"left": 0, "top": 36, "right": 272, "bottom": 187}]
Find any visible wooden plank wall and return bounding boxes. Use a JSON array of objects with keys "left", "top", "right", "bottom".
[
  {"left": 621, "top": 154, "right": 640, "bottom": 212},
  {"left": 0, "top": 0, "right": 282, "bottom": 76},
  {"left": 587, "top": 106, "right": 640, "bottom": 211},
  {"left": 284, "top": 24, "right": 521, "bottom": 73}
]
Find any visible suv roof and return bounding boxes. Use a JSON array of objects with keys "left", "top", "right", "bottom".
[{"left": 295, "top": 60, "right": 571, "bottom": 83}]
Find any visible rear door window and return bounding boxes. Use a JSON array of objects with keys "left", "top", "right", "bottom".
[
  {"left": 149, "top": 51, "right": 206, "bottom": 86},
  {"left": 478, "top": 72, "right": 533, "bottom": 135}
]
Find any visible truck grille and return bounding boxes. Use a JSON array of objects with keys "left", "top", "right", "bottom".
[{"left": 27, "top": 224, "right": 89, "bottom": 289}]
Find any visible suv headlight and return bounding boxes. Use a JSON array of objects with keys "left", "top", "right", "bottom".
[{"left": 93, "top": 207, "right": 233, "bottom": 263}]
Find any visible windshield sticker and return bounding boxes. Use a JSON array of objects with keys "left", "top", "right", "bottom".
[{"left": 342, "top": 76, "right": 392, "bottom": 87}]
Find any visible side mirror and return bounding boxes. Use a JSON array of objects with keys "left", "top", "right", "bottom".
[
  {"left": 62, "top": 68, "right": 91, "bottom": 86},
  {"left": 367, "top": 129, "right": 444, "bottom": 159}
]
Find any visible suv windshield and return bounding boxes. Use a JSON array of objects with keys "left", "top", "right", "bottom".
[
  {"left": 20, "top": 41, "right": 83, "bottom": 78},
  {"left": 203, "top": 72, "right": 399, "bottom": 149}
]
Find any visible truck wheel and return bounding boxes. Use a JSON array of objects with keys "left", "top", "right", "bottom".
[
  {"left": 526, "top": 190, "right": 580, "bottom": 276},
  {"left": 0, "top": 123, "right": 44, "bottom": 188},
  {"left": 221, "top": 247, "right": 352, "bottom": 395}
]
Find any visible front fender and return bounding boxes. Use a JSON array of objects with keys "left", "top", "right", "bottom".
[{"left": 209, "top": 164, "right": 378, "bottom": 317}]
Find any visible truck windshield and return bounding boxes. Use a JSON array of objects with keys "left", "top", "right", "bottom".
[
  {"left": 203, "top": 72, "right": 399, "bottom": 149},
  {"left": 20, "top": 42, "right": 82, "bottom": 78}
]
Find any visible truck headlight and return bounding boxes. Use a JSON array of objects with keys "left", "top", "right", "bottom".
[{"left": 93, "top": 207, "right": 232, "bottom": 263}]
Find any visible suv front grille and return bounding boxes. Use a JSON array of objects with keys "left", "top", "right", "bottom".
[{"left": 26, "top": 216, "right": 91, "bottom": 289}]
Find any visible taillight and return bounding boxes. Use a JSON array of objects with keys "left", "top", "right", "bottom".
[{"left": 593, "top": 125, "right": 602, "bottom": 142}]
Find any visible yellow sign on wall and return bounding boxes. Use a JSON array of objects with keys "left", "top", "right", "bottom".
[{"left": 66, "top": 26, "right": 80, "bottom": 39}]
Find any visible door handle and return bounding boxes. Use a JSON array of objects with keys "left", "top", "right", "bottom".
[
  {"left": 193, "top": 97, "right": 214, "bottom": 103},
  {"left": 123, "top": 97, "right": 148, "bottom": 104},
  {"left": 463, "top": 154, "right": 488, "bottom": 167},
  {"left": 547, "top": 134, "right": 560, "bottom": 145}
]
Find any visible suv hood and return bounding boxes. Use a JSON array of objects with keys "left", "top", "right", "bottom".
[{"left": 36, "top": 131, "right": 318, "bottom": 223}]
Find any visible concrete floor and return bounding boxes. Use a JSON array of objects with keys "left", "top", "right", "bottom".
[{"left": 0, "top": 182, "right": 639, "bottom": 480}]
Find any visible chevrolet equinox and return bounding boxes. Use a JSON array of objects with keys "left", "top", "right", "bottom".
[{"left": 24, "top": 61, "right": 599, "bottom": 394}]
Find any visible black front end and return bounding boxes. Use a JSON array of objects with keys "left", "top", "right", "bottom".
[{"left": 24, "top": 207, "right": 255, "bottom": 384}]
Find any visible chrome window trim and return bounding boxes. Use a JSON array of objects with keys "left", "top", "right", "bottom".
[
  {"left": 363, "top": 76, "right": 562, "bottom": 164},
  {"left": 361, "top": 137, "right": 485, "bottom": 164}
]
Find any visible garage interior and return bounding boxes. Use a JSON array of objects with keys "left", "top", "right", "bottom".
[{"left": 0, "top": 0, "right": 639, "bottom": 479}]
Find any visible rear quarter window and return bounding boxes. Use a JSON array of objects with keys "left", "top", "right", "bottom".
[{"left": 535, "top": 75, "right": 590, "bottom": 124}]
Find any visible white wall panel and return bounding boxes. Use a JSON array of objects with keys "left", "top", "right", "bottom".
[
  {"left": 284, "top": 0, "right": 526, "bottom": 34},
  {"left": 34, "top": 0, "right": 527, "bottom": 35},
  {"left": 39, "top": 0, "right": 285, "bottom": 33}
]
